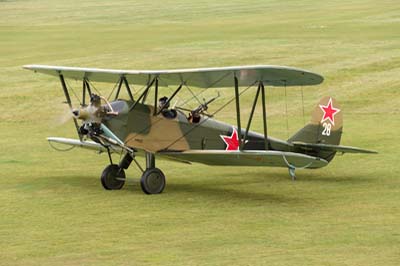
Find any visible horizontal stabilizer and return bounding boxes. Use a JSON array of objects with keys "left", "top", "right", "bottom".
[
  {"left": 159, "top": 150, "right": 328, "bottom": 169},
  {"left": 292, "top": 141, "right": 378, "bottom": 154},
  {"left": 47, "top": 137, "right": 121, "bottom": 153}
]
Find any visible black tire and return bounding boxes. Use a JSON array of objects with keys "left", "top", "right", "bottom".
[
  {"left": 101, "top": 164, "right": 125, "bottom": 190},
  {"left": 140, "top": 168, "right": 166, "bottom": 194}
]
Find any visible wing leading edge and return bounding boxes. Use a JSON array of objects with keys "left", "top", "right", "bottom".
[{"left": 23, "top": 64, "right": 323, "bottom": 88}]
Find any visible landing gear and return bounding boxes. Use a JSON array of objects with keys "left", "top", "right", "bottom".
[
  {"left": 100, "top": 151, "right": 166, "bottom": 194},
  {"left": 140, "top": 168, "right": 166, "bottom": 194},
  {"left": 101, "top": 164, "right": 126, "bottom": 190},
  {"left": 288, "top": 167, "right": 296, "bottom": 181},
  {"left": 282, "top": 154, "right": 297, "bottom": 181},
  {"left": 100, "top": 151, "right": 132, "bottom": 190},
  {"left": 140, "top": 152, "right": 166, "bottom": 194}
]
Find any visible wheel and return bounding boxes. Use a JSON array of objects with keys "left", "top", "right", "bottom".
[
  {"left": 140, "top": 168, "right": 166, "bottom": 194},
  {"left": 101, "top": 164, "right": 125, "bottom": 190}
]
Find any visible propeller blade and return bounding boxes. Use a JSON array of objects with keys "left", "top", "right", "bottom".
[{"left": 53, "top": 104, "right": 74, "bottom": 126}]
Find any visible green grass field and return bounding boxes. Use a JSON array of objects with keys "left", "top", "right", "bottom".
[{"left": 1, "top": 0, "right": 399, "bottom": 265}]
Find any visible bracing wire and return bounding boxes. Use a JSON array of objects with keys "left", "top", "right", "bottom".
[
  {"left": 122, "top": 74, "right": 256, "bottom": 148},
  {"left": 158, "top": 77, "right": 186, "bottom": 107},
  {"left": 65, "top": 79, "right": 82, "bottom": 105},
  {"left": 184, "top": 84, "right": 203, "bottom": 106},
  {"left": 164, "top": 81, "right": 257, "bottom": 150},
  {"left": 124, "top": 81, "right": 256, "bottom": 148},
  {"left": 300, "top": 86, "right": 305, "bottom": 125},
  {"left": 134, "top": 84, "right": 147, "bottom": 97},
  {"left": 284, "top": 82, "right": 289, "bottom": 139},
  {"left": 130, "top": 82, "right": 136, "bottom": 97},
  {"left": 107, "top": 79, "right": 121, "bottom": 100},
  {"left": 87, "top": 79, "right": 102, "bottom": 95},
  {"left": 179, "top": 85, "right": 207, "bottom": 108}
]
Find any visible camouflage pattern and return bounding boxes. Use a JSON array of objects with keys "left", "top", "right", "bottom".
[
  {"left": 63, "top": 95, "right": 374, "bottom": 170},
  {"left": 98, "top": 97, "right": 340, "bottom": 163},
  {"left": 288, "top": 96, "right": 343, "bottom": 162}
]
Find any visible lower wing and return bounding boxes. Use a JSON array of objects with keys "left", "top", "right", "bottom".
[
  {"left": 159, "top": 150, "right": 328, "bottom": 169},
  {"left": 47, "top": 137, "right": 328, "bottom": 169},
  {"left": 47, "top": 137, "right": 121, "bottom": 153}
]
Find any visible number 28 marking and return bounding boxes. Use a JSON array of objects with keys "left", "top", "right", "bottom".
[{"left": 322, "top": 122, "right": 331, "bottom": 136}]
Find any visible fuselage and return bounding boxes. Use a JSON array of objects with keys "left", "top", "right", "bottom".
[{"left": 105, "top": 100, "right": 291, "bottom": 153}]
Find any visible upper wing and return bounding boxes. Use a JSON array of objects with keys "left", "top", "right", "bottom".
[
  {"left": 23, "top": 64, "right": 323, "bottom": 88},
  {"left": 159, "top": 150, "right": 328, "bottom": 169},
  {"left": 291, "top": 141, "right": 378, "bottom": 154}
]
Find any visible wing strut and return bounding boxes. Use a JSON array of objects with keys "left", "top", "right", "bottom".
[
  {"left": 260, "top": 82, "right": 269, "bottom": 150},
  {"left": 153, "top": 78, "right": 159, "bottom": 115},
  {"left": 241, "top": 82, "right": 262, "bottom": 150},
  {"left": 114, "top": 76, "right": 134, "bottom": 101},
  {"left": 59, "top": 74, "right": 82, "bottom": 141},
  {"left": 122, "top": 76, "right": 134, "bottom": 101},
  {"left": 114, "top": 77, "right": 123, "bottom": 101},
  {"left": 82, "top": 79, "right": 87, "bottom": 106},
  {"left": 237, "top": 80, "right": 269, "bottom": 151},
  {"left": 82, "top": 78, "right": 92, "bottom": 106},
  {"left": 234, "top": 76, "right": 242, "bottom": 150}
]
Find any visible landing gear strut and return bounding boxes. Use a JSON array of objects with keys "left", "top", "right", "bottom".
[{"left": 100, "top": 151, "right": 166, "bottom": 194}]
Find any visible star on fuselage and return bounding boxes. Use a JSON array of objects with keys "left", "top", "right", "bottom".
[{"left": 220, "top": 128, "right": 240, "bottom": 151}]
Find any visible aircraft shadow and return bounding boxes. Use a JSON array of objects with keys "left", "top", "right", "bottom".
[
  {"left": 298, "top": 172, "right": 375, "bottom": 184},
  {"left": 164, "top": 182, "right": 304, "bottom": 205},
  {"left": 40, "top": 168, "right": 374, "bottom": 205},
  {"left": 41, "top": 172, "right": 303, "bottom": 205}
]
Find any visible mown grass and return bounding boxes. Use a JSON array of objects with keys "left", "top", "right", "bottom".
[{"left": 0, "top": 0, "right": 399, "bottom": 265}]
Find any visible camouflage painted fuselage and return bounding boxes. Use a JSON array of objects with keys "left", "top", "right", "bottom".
[
  {"left": 105, "top": 100, "right": 290, "bottom": 153},
  {"left": 103, "top": 96, "right": 344, "bottom": 166}
]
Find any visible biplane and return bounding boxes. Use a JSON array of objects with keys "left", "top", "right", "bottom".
[{"left": 24, "top": 64, "right": 376, "bottom": 194}]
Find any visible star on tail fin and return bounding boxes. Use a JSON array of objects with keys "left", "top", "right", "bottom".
[{"left": 288, "top": 97, "right": 343, "bottom": 162}]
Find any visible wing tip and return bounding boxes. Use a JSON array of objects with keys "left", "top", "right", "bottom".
[{"left": 23, "top": 64, "right": 34, "bottom": 70}]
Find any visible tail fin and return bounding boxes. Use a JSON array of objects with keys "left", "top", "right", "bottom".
[{"left": 288, "top": 96, "right": 343, "bottom": 162}]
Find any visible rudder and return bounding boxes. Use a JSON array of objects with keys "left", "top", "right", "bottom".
[{"left": 288, "top": 96, "right": 343, "bottom": 161}]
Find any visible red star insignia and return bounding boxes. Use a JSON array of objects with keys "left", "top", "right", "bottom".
[
  {"left": 319, "top": 98, "right": 340, "bottom": 125},
  {"left": 220, "top": 128, "right": 240, "bottom": 151}
]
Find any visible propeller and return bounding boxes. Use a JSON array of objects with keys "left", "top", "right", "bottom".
[
  {"left": 71, "top": 94, "right": 118, "bottom": 124},
  {"left": 52, "top": 93, "right": 118, "bottom": 138},
  {"left": 51, "top": 103, "right": 74, "bottom": 126}
]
